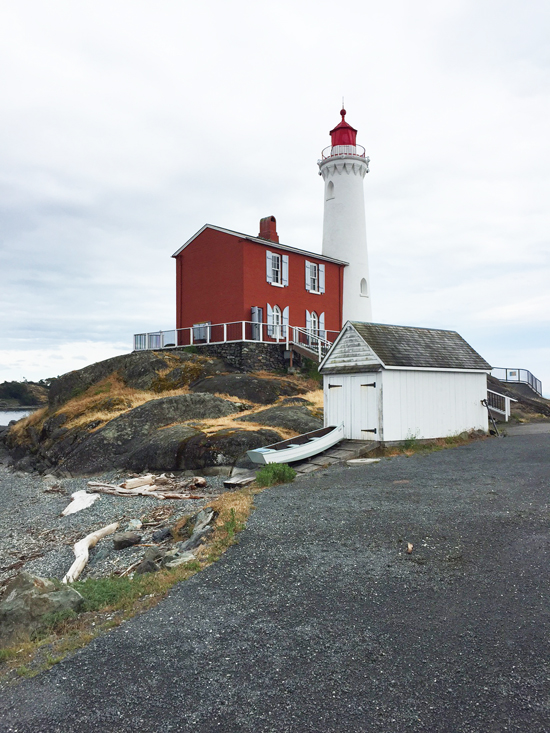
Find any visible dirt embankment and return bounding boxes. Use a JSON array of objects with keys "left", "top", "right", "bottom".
[
  {"left": 2, "top": 350, "right": 322, "bottom": 476},
  {"left": 488, "top": 375, "right": 550, "bottom": 423}
]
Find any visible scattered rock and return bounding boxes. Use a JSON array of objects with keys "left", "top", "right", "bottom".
[
  {"left": 163, "top": 552, "right": 196, "bottom": 569},
  {"left": 179, "top": 526, "right": 213, "bottom": 552},
  {"left": 125, "top": 519, "right": 143, "bottom": 531},
  {"left": 152, "top": 527, "right": 172, "bottom": 543},
  {"left": 144, "top": 547, "right": 165, "bottom": 563},
  {"left": 134, "top": 560, "right": 160, "bottom": 575},
  {"left": 113, "top": 532, "right": 142, "bottom": 550}
]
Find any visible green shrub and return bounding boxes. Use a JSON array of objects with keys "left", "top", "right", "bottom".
[{"left": 256, "top": 463, "right": 297, "bottom": 487}]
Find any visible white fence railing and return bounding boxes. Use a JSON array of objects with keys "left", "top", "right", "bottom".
[
  {"left": 491, "top": 367, "right": 542, "bottom": 397},
  {"left": 133, "top": 322, "right": 340, "bottom": 360},
  {"left": 487, "top": 389, "right": 517, "bottom": 422}
]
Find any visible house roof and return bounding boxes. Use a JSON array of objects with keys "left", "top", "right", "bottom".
[
  {"left": 350, "top": 322, "right": 491, "bottom": 370},
  {"left": 171, "top": 224, "right": 348, "bottom": 265},
  {"left": 320, "top": 321, "right": 491, "bottom": 373}
]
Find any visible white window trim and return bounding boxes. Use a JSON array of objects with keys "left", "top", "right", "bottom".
[{"left": 305, "top": 260, "right": 325, "bottom": 294}]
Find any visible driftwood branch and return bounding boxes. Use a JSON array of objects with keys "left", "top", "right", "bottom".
[{"left": 62, "top": 522, "right": 120, "bottom": 584}]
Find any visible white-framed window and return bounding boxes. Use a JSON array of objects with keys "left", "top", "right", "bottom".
[
  {"left": 267, "top": 304, "right": 289, "bottom": 339},
  {"left": 266, "top": 251, "right": 288, "bottom": 287},
  {"left": 305, "top": 261, "right": 325, "bottom": 293},
  {"left": 306, "top": 310, "right": 325, "bottom": 341},
  {"left": 310, "top": 311, "right": 319, "bottom": 335},
  {"left": 360, "top": 277, "right": 368, "bottom": 296}
]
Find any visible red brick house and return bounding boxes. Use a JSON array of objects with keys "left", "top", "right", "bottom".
[{"left": 171, "top": 216, "right": 346, "bottom": 345}]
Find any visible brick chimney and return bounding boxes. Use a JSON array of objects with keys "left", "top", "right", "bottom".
[{"left": 258, "top": 216, "right": 279, "bottom": 243}]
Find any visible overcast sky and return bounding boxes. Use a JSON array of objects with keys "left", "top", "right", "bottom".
[{"left": 1, "top": 0, "right": 549, "bottom": 395}]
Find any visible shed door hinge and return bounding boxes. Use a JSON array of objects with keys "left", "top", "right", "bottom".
[
  {"left": 362, "top": 428, "right": 377, "bottom": 434},
  {"left": 360, "top": 382, "right": 376, "bottom": 388},
  {"left": 328, "top": 384, "right": 342, "bottom": 389}
]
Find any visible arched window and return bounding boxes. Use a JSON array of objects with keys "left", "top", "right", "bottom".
[
  {"left": 272, "top": 305, "right": 282, "bottom": 339},
  {"left": 326, "top": 181, "right": 335, "bottom": 201},
  {"left": 310, "top": 311, "right": 318, "bottom": 335},
  {"left": 360, "top": 278, "right": 368, "bottom": 296}
]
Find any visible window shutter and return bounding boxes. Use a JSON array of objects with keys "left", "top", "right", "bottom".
[
  {"left": 282, "top": 255, "right": 289, "bottom": 286},
  {"left": 305, "top": 261, "right": 311, "bottom": 291},
  {"left": 267, "top": 303, "right": 274, "bottom": 337},
  {"left": 266, "top": 251, "right": 273, "bottom": 284},
  {"left": 319, "top": 264, "right": 325, "bottom": 293},
  {"left": 319, "top": 312, "right": 325, "bottom": 339},
  {"left": 305, "top": 309, "right": 311, "bottom": 331},
  {"left": 282, "top": 306, "right": 289, "bottom": 337}
]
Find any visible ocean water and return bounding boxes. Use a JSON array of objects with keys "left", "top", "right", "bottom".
[{"left": 0, "top": 409, "right": 35, "bottom": 425}]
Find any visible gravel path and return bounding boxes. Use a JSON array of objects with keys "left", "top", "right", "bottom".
[{"left": 1, "top": 433, "right": 549, "bottom": 732}]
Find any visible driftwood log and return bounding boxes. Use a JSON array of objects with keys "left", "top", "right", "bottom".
[
  {"left": 87, "top": 476, "right": 207, "bottom": 501},
  {"left": 62, "top": 522, "right": 120, "bottom": 584}
]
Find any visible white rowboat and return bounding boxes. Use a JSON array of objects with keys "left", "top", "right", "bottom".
[{"left": 247, "top": 423, "right": 345, "bottom": 465}]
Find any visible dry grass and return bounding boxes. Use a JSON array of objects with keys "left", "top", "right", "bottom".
[{"left": 8, "top": 407, "right": 48, "bottom": 444}]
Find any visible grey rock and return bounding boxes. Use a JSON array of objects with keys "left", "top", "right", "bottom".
[
  {"left": 152, "top": 527, "right": 172, "bottom": 542},
  {"left": 134, "top": 560, "right": 159, "bottom": 575},
  {"left": 113, "top": 532, "right": 142, "bottom": 550},
  {"left": 178, "top": 428, "right": 282, "bottom": 470},
  {"left": 179, "top": 526, "right": 213, "bottom": 552},
  {"left": 0, "top": 572, "right": 84, "bottom": 642},
  {"left": 163, "top": 552, "right": 196, "bottom": 569},
  {"left": 144, "top": 547, "right": 165, "bottom": 563},
  {"left": 125, "top": 519, "right": 143, "bottom": 531},
  {"left": 59, "top": 394, "right": 235, "bottom": 474},
  {"left": 189, "top": 374, "right": 306, "bottom": 405},
  {"left": 236, "top": 404, "right": 322, "bottom": 434}
]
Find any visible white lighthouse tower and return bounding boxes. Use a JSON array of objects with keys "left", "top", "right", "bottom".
[{"left": 319, "top": 108, "right": 372, "bottom": 323}]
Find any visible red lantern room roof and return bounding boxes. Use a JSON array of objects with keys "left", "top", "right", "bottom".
[{"left": 330, "top": 108, "right": 357, "bottom": 147}]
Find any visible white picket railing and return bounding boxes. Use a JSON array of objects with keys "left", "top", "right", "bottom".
[
  {"left": 487, "top": 389, "right": 517, "bottom": 422},
  {"left": 133, "top": 322, "right": 339, "bottom": 360}
]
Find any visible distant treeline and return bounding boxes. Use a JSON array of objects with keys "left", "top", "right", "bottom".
[{"left": 0, "top": 380, "right": 49, "bottom": 406}]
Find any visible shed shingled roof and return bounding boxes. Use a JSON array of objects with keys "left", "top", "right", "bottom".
[{"left": 350, "top": 322, "right": 491, "bottom": 370}]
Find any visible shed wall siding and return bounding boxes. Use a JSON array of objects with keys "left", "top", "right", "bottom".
[{"left": 380, "top": 370, "right": 488, "bottom": 442}]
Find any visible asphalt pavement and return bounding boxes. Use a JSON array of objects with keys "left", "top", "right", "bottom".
[{"left": 1, "top": 432, "right": 549, "bottom": 732}]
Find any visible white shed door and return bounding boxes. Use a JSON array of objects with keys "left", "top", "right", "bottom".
[{"left": 325, "top": 374, "right": 379, "bottom": 440}]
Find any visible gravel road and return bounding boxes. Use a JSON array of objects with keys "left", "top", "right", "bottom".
[{"left": 1, "top": 432, "right": 549, "bottom": 732}]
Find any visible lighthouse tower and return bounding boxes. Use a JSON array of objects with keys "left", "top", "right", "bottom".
[{"left": 319, "top": 109, "right": 372, "bottom": 323}]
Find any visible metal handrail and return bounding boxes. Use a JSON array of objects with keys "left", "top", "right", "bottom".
[
  {"left": 133, "top": 322, "right": 340, "bottom": 358},
  {"left": 320, "top": 144, "right": 367, "bottom": 160},
  {"left": 491, "top": 367, "right": 543, "bottom": 397}
]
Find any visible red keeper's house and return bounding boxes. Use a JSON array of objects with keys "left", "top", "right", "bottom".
[{"left": 171, "top": 216, "right": 347, "bottom": 345}]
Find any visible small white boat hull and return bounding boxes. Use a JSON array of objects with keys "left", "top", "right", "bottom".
[{"left": 247, "top": 423, "right": 345, "bottom": 465}]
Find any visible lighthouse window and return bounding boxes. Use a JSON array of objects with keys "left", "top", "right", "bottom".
[
  {"left": 360, "top": 278, "right": 368, "bottom": 296},
  {"left": 326, "top": 181, "right": 335, "bottom": 200}
]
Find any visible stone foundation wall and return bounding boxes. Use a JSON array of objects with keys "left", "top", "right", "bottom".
[{"left": 168, "top": 342, "right": 304, "bottom": 372}]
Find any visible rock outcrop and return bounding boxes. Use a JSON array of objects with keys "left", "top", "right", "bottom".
[
  {"left": 188, "top": 374, "right": 307, "bottom": 405},
  {"left": 0, "top": 573, "right": 84, "bottom": 643}
]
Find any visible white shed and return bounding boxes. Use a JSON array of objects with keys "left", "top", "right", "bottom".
[{"left": 319, "top": 322, "right": 491, "bottom": 442}]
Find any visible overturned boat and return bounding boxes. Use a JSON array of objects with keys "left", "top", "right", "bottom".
[{"left": 247, "top": 423, "right": 345, "bottom": 465}]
